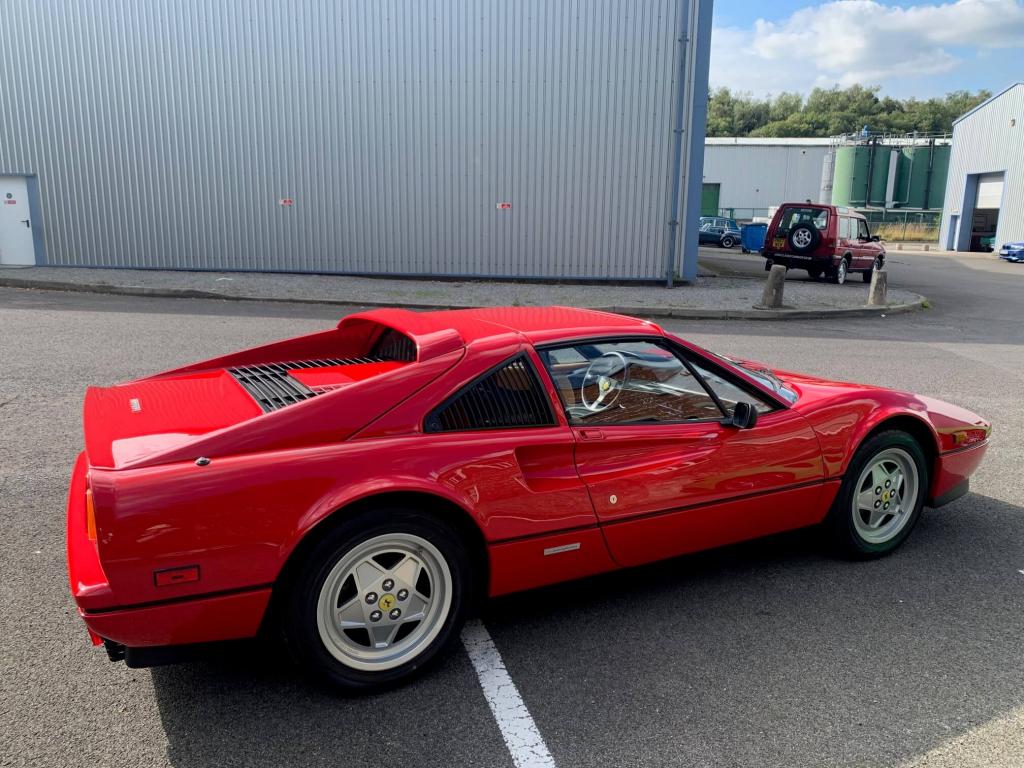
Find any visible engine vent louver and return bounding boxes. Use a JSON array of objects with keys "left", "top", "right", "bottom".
[{"left": 228, "top": 357, "right": 387, "bottom": 412}]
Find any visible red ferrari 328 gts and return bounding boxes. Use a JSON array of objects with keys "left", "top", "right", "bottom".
[{"left": 68, "top": 307, "right": 989, "bottom": 690}]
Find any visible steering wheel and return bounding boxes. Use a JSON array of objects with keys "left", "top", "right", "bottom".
[{"left": 581, "top": 352, "right": 630, "bottom": 412}]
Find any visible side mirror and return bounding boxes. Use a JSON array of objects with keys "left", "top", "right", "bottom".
[
  {"left": 871, "top": 235, "right": 881, "bottom": 242},
  {"left": 722, "top": 401, "right": 758, "bottom": 429}
]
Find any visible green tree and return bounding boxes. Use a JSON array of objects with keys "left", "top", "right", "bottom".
[{"left": 704, "top": 85, "right": 991, "bottom": 137}]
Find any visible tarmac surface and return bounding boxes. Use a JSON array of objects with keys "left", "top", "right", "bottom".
[{"left": 1, "top": 249, "right": 1022, "bottom": 767}]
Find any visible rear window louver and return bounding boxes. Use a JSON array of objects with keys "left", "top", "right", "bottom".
[
  {"left": 425, "top": 355, "right": 555, "bottom": 433},
  {"left": 229, "top": 357, "right": 387, "bottom": 413}
]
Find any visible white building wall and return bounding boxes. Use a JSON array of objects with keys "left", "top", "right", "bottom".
[
  {"left": 940, "top": 83, "right": 1024, "bottom": 250},
  {"left": 702, "top": 139, "right": 831, "bottom": 217}
]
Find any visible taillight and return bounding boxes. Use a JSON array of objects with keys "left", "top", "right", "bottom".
[{"left": 85, "top": 487, "right": 97, "bottom": 542}]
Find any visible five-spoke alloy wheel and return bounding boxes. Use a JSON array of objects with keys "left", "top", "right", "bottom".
[
  {"left": 285, "top": 508, "right": 470, "bottom": 692},
  {"left": 316, "top": 533, "right": 452, "bottom": 671},
  {"left": 826, "top": 430, "right": 928, "bottom": 557},
  {"left": 850, "top": 448, "right": 919, "bottom": 545}
]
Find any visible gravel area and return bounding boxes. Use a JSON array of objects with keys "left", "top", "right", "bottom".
[{"left": 0, "top": 266, "right": 923, "bottom": 315}]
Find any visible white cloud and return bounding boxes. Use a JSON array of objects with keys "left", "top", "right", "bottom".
[{"left": 710, "top": 0, "right": 1024, "bottom": 96}]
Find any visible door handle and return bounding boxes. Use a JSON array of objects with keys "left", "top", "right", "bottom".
[{"left": 21, "top": 219, "right": 30, "bottom": 229}]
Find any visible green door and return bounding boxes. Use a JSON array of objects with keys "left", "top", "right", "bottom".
[{"left": 701, "top": 183, "right": 720, "bottom": 217}]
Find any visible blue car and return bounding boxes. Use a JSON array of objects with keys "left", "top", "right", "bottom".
[
  {"left": 698, "top": 216, "right": 742, "bottom": 249},
  {"left": 998, "top": 242, "right": 1024, "bottom": 263}
]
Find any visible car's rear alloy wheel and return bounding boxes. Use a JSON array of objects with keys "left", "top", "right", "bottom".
[
  {"left": 721, "top": 236, "right": 735, "bottom": 248},
  {"left": 285, "top": 509, "right": 470, "bottom": 691},
  {"left": 825, "top": 431, "right": 928, "bottom": 557}
]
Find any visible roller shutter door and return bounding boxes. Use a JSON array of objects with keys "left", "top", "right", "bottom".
[{"left": 976, "top": 173, "right": 1004, "bottom": 208}]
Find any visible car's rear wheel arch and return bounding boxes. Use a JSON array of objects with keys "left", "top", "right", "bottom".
[{"left": 268, "top": 490, "right": 489, "bottom": 631}]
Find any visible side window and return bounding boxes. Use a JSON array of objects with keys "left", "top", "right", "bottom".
[
  {"left": 686, "top": 360, "right": 774, "bottom": 414},
  {"left": 857, "top": 218, "right": 871, "bottom": 240},
  {"left": 839, "top": 217, "right": 851, "bottom": 240},
  {"left": 424, "top": 355, "right": 555, "bottom": 432},
  {"left": 539, "top": 340, "right": 724, "bottom": 425}
]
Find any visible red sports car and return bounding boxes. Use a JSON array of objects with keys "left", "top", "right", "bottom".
[{"left": 67, "top": 307, "right": 990, "bottom": 690}]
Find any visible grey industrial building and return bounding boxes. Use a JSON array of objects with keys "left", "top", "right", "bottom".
[
  {"left": 940, "top": 82, "right": 1024, "bottom": 252},
  {"left": 701, "top": 138, "right": 833, "bottom": 220},
  {"left": 0, "top": 1, "right": 713, "bottom": 284}
]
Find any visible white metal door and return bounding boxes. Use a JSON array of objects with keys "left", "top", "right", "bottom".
[
  {"left": 0, "top": 176, "right": 36, "bottom": 265},
  {"left": 976, "top": 173, "right": 1004, "bottom": 209}
]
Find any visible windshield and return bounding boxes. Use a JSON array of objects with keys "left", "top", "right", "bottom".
[{"left": 713, "top": 354, "right": 798, "bottom": 404}]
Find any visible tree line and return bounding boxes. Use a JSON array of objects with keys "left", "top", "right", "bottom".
[{"left": 706, "top": 85, "right": 991, "bottom": 138}]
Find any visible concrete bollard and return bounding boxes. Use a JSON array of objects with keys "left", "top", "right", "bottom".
[
  {"left": 868, "top": 268, "right": 888, "bottom": 306},
  {"left": 756, "top": 264, "right": 787, "bottom": 309},
  {"left": 923, "top": 244, "right": 930, "bottom": 251}
]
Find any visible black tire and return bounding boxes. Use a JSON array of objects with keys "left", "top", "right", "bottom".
[
  {"left": 807, "top": 267, "right": 823, "bottom": 279},
  {"left": 788, "top": 224, "right": 820, "bottom": 254},
  {"left": 284, "top": 507, "right": 472, "bottom": 692},
  {"left": 862, "top": 257, "right": 881, "bottom": 282},
  {"left": 824, "top": 430, "right": 929, "bottom": 559},
  {"left": 832, "top": 258, "right": 849, "bottom": 284},
  {"left": 720, "top": 236, "right": 735, "bottom": 249}
]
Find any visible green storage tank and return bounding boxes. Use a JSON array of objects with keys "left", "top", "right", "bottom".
[
  {"left": 832, "top": 142, "right": 890, "bottom": 207},
  {"left": 893, "top": 143, "right": 950, "bottom": 209}
]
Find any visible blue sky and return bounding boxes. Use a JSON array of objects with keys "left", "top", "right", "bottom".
[{"left": 710, "top": 0, "right": 1024, "bottom": 99}]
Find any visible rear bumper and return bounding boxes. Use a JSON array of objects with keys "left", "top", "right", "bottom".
[
  {"left": 79, "top": 588, "right": 271, "bottom": 648},
  {"left": 927, "top": 442, "right": 988, "bottom": 508},
  {"left": 763, "top": 253, "right": 839, "bottom": 269},
  {"left": 67, "top": 451, "right": 271, "bottom": 652}
]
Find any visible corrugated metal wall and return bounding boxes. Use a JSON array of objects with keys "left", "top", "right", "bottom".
[
  {"left": 702, "top": 142, "right": 831, "bottom": 213},
  {"left": 0, "top": 0, "right": 707, "bottom": 280},
  {"left": 940, "top": 83, "right": 1024, "bottom": 250}
]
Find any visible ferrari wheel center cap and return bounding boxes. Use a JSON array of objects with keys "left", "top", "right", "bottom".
[{"left": 378, "top": 594, "right": 397, "bottom": 611}]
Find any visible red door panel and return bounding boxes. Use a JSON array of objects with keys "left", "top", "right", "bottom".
[
  {"left": 604, "top": 484, "right": 826, "bottom": 568},
  {"left": 573, "top": 409, "right": 826, "bottom": 566}
]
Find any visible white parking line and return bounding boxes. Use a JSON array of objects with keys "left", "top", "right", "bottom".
[{"left": 461, "top": 619, "right": 557, "bottom": 768}]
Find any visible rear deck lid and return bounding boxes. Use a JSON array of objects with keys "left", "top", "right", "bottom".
[{"left": 83, "top": 358, "right": 408, "bottom": 469}]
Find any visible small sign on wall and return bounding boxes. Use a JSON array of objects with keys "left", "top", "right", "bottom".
[
  {"left": 279, "top": 198, "right": 295, "bottom": 207},
  {"left": 4, "top": 193, "right": 15, "bottom": 205},
  {"left": 495, "top": 202, "right": 512, "bottom": 210}
]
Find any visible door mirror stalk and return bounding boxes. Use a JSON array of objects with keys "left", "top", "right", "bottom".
[{"left": 721, "top": 401, "right": 758, "bottom": 430}]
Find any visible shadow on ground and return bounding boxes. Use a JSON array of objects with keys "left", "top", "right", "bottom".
[{"left": 150, "top": 493, "right": 1024, "bottom": 768}]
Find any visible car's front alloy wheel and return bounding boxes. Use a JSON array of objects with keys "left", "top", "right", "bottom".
[
  {"left": 826, "top": 430, "right": 928, "bottom": 557},
  {"left": 285, "top": 508, "right": 470, "bottom": 691},
  {"left": 834, "top": 259, "right": 848, "bottom": 284}
]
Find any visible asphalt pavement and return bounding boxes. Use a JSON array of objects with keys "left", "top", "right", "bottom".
[{"left": 1, "top": 252, "right": 1022, "bottom": 768}]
